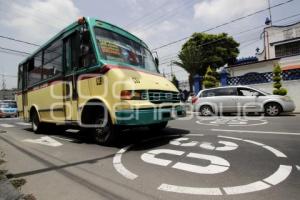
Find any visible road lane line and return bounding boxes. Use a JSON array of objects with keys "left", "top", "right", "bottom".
[
  {"left": 0, "top": 123, "right": 14, "bottom": 128},
  {"left": 15, "top": 122, "right": 31, "bottom": 126},
  {"left": 158, "top": 184, "right": 223, "bottom": 195},
  {"left": 212, "top": 129, "right": 300, "bottom": 136},
  {"left": 263, "top": 165, "right": 292, "bottom": 185}
]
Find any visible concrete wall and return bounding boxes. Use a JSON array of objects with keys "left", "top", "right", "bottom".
[
  {"left": 265, "top": 23, "right": 300, "bottom": 59},
  {"left": 250, "top": 79, "right": 300, "bottom": 112}
]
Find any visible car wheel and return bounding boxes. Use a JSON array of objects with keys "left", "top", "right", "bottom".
[
  {"left": 92, "top": 115, "right": 116, "bottom": 145},
  {"left": 264, "top": 103, "right": 281, "bottom": 116},
  {"left": 200, "top": 105, "right": 214, "bottom": 116},
  {"left": 148, "top": 121, "right": 168, "bottom": 131},
  {"left": 31, "top": 111, "right": 43, "bottom": 134}
]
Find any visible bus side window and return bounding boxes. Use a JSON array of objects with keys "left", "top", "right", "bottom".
[
  {"left": 43, "top": 39, "right": 63, "bottom": 79},
  {"left": 28, "top": 54, "right": 42, "bottom": 86},
  {"left": 80, "top": 30, "right": 96, "bottom": 68},
  {"left": 64, "top": 31, "right": 80, "bottom": 72}
]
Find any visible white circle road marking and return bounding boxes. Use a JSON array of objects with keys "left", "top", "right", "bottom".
[
  {"left": 113, "top": 145, "right": 138, "bottom": 180},
  {"left": 113, "top": 134, "right": 292, "bottom": 195},
  {"left": 218, "top": 136, "right": 287, "bottom": 158},
  {"left": 196, "top": 118, "right": 268, "bottom": 127}
]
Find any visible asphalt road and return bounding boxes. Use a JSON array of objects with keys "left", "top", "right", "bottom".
[{"left": 0, "top": 114, "right": 300, "bottom": 200}]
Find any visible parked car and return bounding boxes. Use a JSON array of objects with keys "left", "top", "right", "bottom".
[
  {"left": 192, "top": 86, "right": 295, "bottom": 116},
  {"left": 0, "top": 100, "right": 18, "bottom": 118}
]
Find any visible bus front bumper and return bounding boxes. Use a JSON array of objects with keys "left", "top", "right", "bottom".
[{"left": 115, "top": 106, "right": 186, "bottom": 126}]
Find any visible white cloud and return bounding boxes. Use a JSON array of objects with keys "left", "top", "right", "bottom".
[
  {"left": 194, "top": 0, "right": 267, "bottom": 23},
  {"left": 130, "top": 20, "right": 178, "bottom": 42},
  {"left": 1, "top": 0, "right": 80, "bottom": 43}
]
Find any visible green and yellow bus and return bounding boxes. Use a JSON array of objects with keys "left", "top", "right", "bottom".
[{"left": 16, "top": 17, "right": 186, "bottom": 144}]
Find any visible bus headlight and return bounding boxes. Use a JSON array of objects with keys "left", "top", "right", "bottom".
[{"left": 120, "top": 90, "right": 144, "bottom": 100}]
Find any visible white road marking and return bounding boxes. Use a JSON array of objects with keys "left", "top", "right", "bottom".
[
  {"left": 23, "top": 136, "right": 62, "bottom": 147},
  {"left": 212, "top": 129, "right": 300, "bottom": 136},
  {"left": 170, "top": 138, "right": 198, "bottom": 147},
  {"left": 158, "top": 184, "right": 223, "bottom": 195},
  {"left": 173, "top": 153, "right": 229, "bottom": 174},
  {"left": 50, "top": 136, "right": 75, "bottom": 142},
  {"left": 199, "top": 142, "right": 215, "bottom": 150},
  {"left": 263, "top": 165, "right": 292, "bottom": 185},
  {"left": 219, "top": 136, "right": 287, "bottom": 158},
  {"left": 113, "top": 134, "right": 292, "bottom": 196},
  {"left": 223, "top": 181, "right": 271, "bottom": 195},
  {"left": 262, "top": 145, "right": 287, "bottom": 158},
  {"left": 15, "top": 122, "right": 31, "bottom": 126},
  {"left": 65, "top": 129, "right": 80, "bottom": 133},
  {"left": 200, "top": 141, "right": 238, "bottom": 151},
  {"left": 141, "top": 149, "right": 184, "bottom": 166},
  {"left": 296, "top": 165, "right": 300, "bottom": 171},
  {"left": 113, "top": 145, "right": 138, "bottom": 180},
  {"left": 0, "top": 123, "right": 14, "bottom": 128}
]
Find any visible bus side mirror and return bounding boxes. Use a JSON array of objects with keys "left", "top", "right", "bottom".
[{"left": 155, "top": 57, "right": 159, "bottom": 67}]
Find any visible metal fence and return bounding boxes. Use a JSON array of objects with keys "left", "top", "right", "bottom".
[{"left": 227, "top": 69, "right": 300, "bottom": 85}]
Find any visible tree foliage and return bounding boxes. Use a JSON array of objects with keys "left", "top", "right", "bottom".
[
  {"left": 273, "top": 63, "right": 287, "bottom": 96},
  {"left": 173, "top": 32, "right": 239, "bottom": 91},
  {"left": 203, "top": 66, "right": 218, "bottom": 88}
]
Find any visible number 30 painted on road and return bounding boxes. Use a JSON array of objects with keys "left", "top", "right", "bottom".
[{"left": 140, "top": 137, "right": 239, "bottom": 174}]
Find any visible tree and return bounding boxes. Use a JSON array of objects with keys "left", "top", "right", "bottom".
[
  {"left": 273, "top": 63, "right": 287, "bottom": 95},
  {"left": 203, "top": 66, "right": 218, "bottom": 88},
  {"left": 173, "top": 32, "right": 239, "bottom": 91}
]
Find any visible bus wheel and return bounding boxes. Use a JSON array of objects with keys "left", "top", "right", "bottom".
[
  {"left": 92, "top": 115, "right": 116, "bottom": 145},
  {"left": 148, "top": 121, "right": 168, "bottom": 131},
  {"left": 31, "top": 111, "right": 43, "bottom": 134}
]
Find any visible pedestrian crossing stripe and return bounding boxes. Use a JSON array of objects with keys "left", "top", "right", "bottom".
[
  {"left": 15, "top": 122, "right": 31, "bottom": 126},
  {"left": 0, "top": 122, "right": 31, "bottom": 128},
  {"left": 0, "top": 124, "right": 15, "bottom": 128}
]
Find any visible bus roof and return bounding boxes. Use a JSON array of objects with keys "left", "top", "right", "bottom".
[{"left": 19, "top": 17, "right": 149, "bottom": 65}]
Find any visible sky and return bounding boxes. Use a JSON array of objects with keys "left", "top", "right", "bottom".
[{"left": 0, "top": 0, "right": 300, "bottom": 89}]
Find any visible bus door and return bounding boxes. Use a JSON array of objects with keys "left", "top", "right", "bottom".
[{"left": 63, "top": 32, "right": 80, "bottom": 121}]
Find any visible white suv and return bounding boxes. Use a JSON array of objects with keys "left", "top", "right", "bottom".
[{"left": 193, "top": 86, "right": 295, "bottom": 116}]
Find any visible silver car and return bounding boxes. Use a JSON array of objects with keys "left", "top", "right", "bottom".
[{"left": 193, "top": 86, "right": 295, "bottom": 116}]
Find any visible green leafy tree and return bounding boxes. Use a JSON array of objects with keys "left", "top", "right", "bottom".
[
  {"left": 273, "top": 63, "right": 287, "bottom": 95},
  {"left": 203, "top": 66, "right": 218, "bottom": 88},
  {"left": 173, "top": 32, "right": 239, "bottom": 91}
]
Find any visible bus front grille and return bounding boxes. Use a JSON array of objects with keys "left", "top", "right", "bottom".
[{"left": 146, "top": 90, "right": 180, "bottom": 104}]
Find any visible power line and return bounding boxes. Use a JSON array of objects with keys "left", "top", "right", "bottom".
[
  {"left": 152, "top": 0, "right": 294, "bottom": 51},
  {"left": 0, "top": 73, "right": 17, "bottom": 78},
  {"left": 158, "top": 12, "right": 300, "bottom": 64},
  {"left": 124, "top": 1, "right": 171, "bottom": 28},
  {"left": 0, "top": 46, "right": 31, "bottom": 55},
  {"left": 0, "top": 35, "right": 40, "bottom": 46},
  {"left": 131, "top": 0, "right": 197, "bottom": 32}
]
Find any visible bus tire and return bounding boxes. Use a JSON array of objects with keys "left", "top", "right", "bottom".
[
  {"left": 92, "top": 114, "right": 116, "bottom": 145},
  {"left": 31, "top": 110, "right": 44, "bottom": 134},
  {"left": 148, "top": 121, "right": 168, "bottom": 131}
]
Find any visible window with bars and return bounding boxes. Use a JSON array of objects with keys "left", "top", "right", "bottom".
[{"left": 275, "top": 40, "right": 300, "bottom": 58}]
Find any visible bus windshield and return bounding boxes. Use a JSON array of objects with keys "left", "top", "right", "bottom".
[{"left": 94, "top": 28, "right": 158, "bottom": 73}]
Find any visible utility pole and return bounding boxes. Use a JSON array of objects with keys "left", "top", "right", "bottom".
[
  {"left": 170, "top": 60, "right": 174, "bottom": 77},
  {"left": 1, "top": 74, "right": 6, "bottom": 90},
  {"left": 267, "top": 0, "right": 273, "bottom": 26}
]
